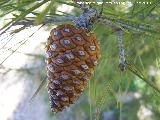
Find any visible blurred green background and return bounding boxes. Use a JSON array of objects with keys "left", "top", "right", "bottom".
[{"left": 0, "top": 0, "right": 160, "bottom": 120}]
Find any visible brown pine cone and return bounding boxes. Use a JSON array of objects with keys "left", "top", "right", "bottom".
[{"left": 46, "top": 24, "right": 100, "bottom": 112}]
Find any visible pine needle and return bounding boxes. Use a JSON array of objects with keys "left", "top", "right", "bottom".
[
  {"left": 29, "top": 76, "right": 47, "bottom": 105},
  {"left": 126, "top": 62, "right": 160, "bottom": 94}
]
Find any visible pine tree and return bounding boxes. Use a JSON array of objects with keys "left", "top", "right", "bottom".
[{"left": 0, "top": 0, "right": 160, "bottom": 119}]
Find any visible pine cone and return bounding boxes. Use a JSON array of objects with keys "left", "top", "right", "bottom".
[{"left": 46, "top": 24, "right": 100, "bottom": 112}]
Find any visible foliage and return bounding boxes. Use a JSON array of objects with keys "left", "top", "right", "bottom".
[{"left": 0, "top": 0, "right": 160, "bottom": 120}]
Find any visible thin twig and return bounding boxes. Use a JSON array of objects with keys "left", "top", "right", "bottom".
[
  {"left": 98, "top": 16, "right": 157, "bottom": 33},
  {"left": 117, "top": 29, "right": 126, "bottom": 71},
  {"left": 10, "top": 16, "right": 78, "bottom": 27},
  {"left": 43, "top": 16, "right": 78, "bottom": 24}
]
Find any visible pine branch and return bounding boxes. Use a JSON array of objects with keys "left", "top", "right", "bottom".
[{"left": 98, "top": 16, "right": 159, "bottom": 34}]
